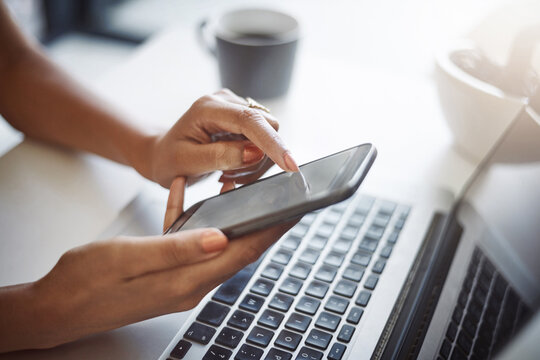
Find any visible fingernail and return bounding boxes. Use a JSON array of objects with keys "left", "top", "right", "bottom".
[
  {"left": 201, "top": 230, "right": 228, "bottom": 253},
  {"left": 243, "top": 144, "right": 264, "bottom": 164},
  {"left": 283, "top": 151, "right": 299, "bottom": 172}
]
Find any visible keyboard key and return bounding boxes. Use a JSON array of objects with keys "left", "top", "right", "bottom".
[
  {"left": 315, "top": 264, "right": 337, "bottom": 283},
  {"left": 275, "top": 329, "right": 303, "bottom": 351},
  {"left": 324, "top": 251, "right": 346, "bottom": 267},
  {"left": 337, "top": 324, "right": 355, "bottom": 343},
  {"left": 325, "top": 295, "right": 350, "bottom": 314},
  {"left": 310, "top": 235, "right": 328, "bottom": 250},
  {"left": 328, "top": 343, "right": 347, "bottom": 360},
  {"left": 452, "top": 307, "right": 463, "bottom": 325},
  {"left": 258, "top": 309, "right": 285, "bottom": 330},
  {"left": 446, "top": 321, "right": 458, "bottom": 342},
  {"left": 295, "top": 347, "right": 323, "bottom": 360},
  {"left": 456, "top": 332, "right": 473, "bottom": 354},
  {"left": 340, "top": 225, "right": 360, "bottom": 241},
  {"left": 324, "top": 211, "right": 342, "bottom": 225},
  {"left": 473, "top": 284, "right": 488, "bottom": 304},
  {"left": 399, "top": 205, "right": 411, "bottom": 218},
  {"left": 315, "top": 311, "right": 341, "bottom": 332},
  {"left": 451, "top": 345, "right": 468, "bottom": 360},
  {"left": 355, "top": 196, "right": 374, "bottom": 214},
  {"left": 333, "top": 238, "right": 353, "bottom": 253},
  {"left": 265, "top": 348, "right": 292, "bottom": 360},
  {"left": 334, "top": 279, "right": 358, "bottom": 298},
  {"left": 213, "top": 260, "right": 261, "bottom": 305},
  {"left": 364, "top": 274, "right": 379, "bottom": 290},
  {"left": 300, "top": 212, "right": 318, "bottom": 225},
  {"left": 228, "top": 310, "right": 254, "bottom": 330},
  {"left": 380, "top": 244, "right": 393, "bottom": 259},
  {"left": 285, "top": 312, "right": 312, "bottom": 333},
  {"left": 269, "top": 293, "right": 294, "bottom": 312},
  {"left": 289, "top": 262, "right": 312, "bottom": 280},
  {"left": 305, "top": 280, "right": 329, "bottom": 299},
  {"left": 439, "top": 338, "right": 451, "bottom": 359},
  {"left": 196, "top": 301, "right": 230, "bottom": 327},
  {"left": 355, "top": 290, "right": 371, "bottom": 307},
  {"left": 299, "top": 248, "right": 320, "bottom": 264},
  {"left": 348, "top": 213, "right": 366, "bottom": 227},
  {"left": 184, "top": 322, "right": 216, "bottom": 345},
  {"left": 387, "top": 230, "right": 399, "bottom": 244},
  {"left": 372, "top": 259, "right": 386, "bottom": 274},
  {"left": 295, "top": 296, "right": 321, "bottom": 315},
  {"left": 365, "top": 225, "right": 384, "bottom": 240},
  {"left": 351, "top": 251, "right": 372, "bottom": 266},
  {"left": 306, "top": 329, "right": 333, "bottom": 350},
  {"left": 239, "top": 294, "right": 265, "bottom": 313},
  {"left": 373, "top": 214, "right": 390, "bottom": 228},
  {"left": 261, "top": 263, "right": 284, "bottom": 281},
  {"left": 378, "top": 200, "right": 396, "bottom": 215},
  {"left": 251, "top": 278, "right": 275, "bottom": 297},
  {"left": 216, "top": 327, "right": 243, "bottom": 348},
  {"left": 332, "top": 199, "right": 350, "bottom": 212},
  {"left": 235, "top": 344, "right": 264, "bottom": 360},
  {"left": 346, "top": 307, "right": 364, "bottom": 324},
  {"left": 279, "top": 277, "right": 303, "bottom": 295},
  {"left": 462, "top": 314, "right": 477, "bottom": 339},
  {"left": 272, "top": 249, "right": 293, "bottom": 265},
  {"left": 394, "top": 218, "right": 406, "bottom": 230},
  {"left": 290, "top": 223, "right": 310, "bottom": 238},
  {"left": 343, "top": 265, "right": 365, "bottom": 282},
  {"left": 282, "top": 235, "right": 302, "bottom": 250},
  {"left": 170, "top": 339, "right": 192, "bottom": 359},
  {"left": 203, "top": 344, "right": 232, "bottom": 360},
  {"left": 247, "top": 326, "right": 274, "bottom": 348},
  {"left": 359, "top": 237, "right": 379, "bottom": 252},
  {"left": 317, "top": 222, "right": 335, "bottom": 238}
]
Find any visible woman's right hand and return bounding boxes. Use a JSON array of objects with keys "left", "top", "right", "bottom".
[{"left": 0, "top": 178, "right": 293, "bottom": 352}]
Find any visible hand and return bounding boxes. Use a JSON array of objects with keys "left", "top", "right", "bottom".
[
  {"left": 139, "top": 89, "right": 299, "bottom": 188},
  {"left": 0, "top": 178, "right": 293, "bottom": 352}
]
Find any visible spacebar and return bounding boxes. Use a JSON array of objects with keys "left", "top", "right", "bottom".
[{"left": 211, "top": 249, "right": 268, "bottom": 305}]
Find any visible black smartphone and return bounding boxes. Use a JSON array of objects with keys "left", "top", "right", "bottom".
[{"left": 164, "top": 143, "right": 377, "bottom": 238}]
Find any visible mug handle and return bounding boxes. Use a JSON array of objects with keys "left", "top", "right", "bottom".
[{"left": 197, "top": 19, "right": 216, "bottom": 57}]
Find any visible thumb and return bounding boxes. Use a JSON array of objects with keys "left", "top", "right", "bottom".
[
  {"left": 164, "top": 177, "right": 186, "bottom": 232},
  {"left": 119, "top": 228, "right": 229, "bottom": 278}
]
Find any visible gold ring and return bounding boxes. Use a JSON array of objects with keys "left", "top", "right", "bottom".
[{"left": 246, "top": 97, "right": 270, "bottom": 113}]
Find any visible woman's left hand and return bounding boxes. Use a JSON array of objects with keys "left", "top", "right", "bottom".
[{"left": 137, "top": 89, "right": 298, "bottom": 189}]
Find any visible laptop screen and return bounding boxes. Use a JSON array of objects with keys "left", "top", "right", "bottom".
[{"left": 457, "top": 105, "right": 540, "bottom": 303}]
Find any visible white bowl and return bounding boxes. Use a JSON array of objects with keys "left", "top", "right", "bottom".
[{"left": 434, "top": 40, "right": 526, "bottom": 162}]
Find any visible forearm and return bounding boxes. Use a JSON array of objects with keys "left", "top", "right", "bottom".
[
  {"left": 0, "top": 282, "right": 52, "bottom": 352},
  {"left": 0, "top": 49, "right": 154, "bottom": 177}
]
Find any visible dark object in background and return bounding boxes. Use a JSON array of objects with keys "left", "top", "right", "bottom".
[
  {"left": 42, "top": 0, "right": 145, "bottom": 45},
  {"left": 198, "top": 9, "right": 300, "bottom": 100}
]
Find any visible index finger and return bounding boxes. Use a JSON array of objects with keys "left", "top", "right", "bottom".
[{"left": 203, "top": 99, "right": 299, "bottom": 173}]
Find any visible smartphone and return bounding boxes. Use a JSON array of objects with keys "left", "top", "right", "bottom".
[{"left": 165, "top": 143, "right": 377, "bottom": 238}]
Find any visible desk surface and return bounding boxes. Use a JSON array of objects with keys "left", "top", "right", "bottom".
[{"left": 0, "top": 0, "right": 499, "bottom": 357}]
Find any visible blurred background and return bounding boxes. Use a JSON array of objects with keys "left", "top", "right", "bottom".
[{"left": 3, "top": 0, "right": 519, "bottom": 84}]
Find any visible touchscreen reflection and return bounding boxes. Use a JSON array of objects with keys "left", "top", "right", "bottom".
[{"left": 179, "top": 149, "right": 353, "bottom": 230}]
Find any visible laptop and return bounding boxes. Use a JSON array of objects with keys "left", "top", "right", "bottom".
[{"left": 158, "top": 101, "right": 540, "bottom": 360}]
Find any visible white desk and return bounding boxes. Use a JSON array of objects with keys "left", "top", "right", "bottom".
[{"left": 0, "top": 1, "right": 487, "bottom": 357}]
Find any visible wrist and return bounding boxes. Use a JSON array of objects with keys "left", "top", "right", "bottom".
[{"left": 122, "top": 129, "right": 159, "bottom": 182}]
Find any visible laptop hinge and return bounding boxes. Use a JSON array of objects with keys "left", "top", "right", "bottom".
[{"left": 372, "top": 211, "right": 463, "bottom": 360}]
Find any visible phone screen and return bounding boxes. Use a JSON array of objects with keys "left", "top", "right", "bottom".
[{"left": 172, "top": 144, "right": 372, "bottom": 233}]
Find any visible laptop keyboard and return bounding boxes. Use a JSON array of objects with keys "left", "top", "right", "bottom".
[
  {"left": 166, "top": 193, "right": 411, "bottom": 360},
  {"left": 438, "top": 247, "right": 532, "bottom": 360}
]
